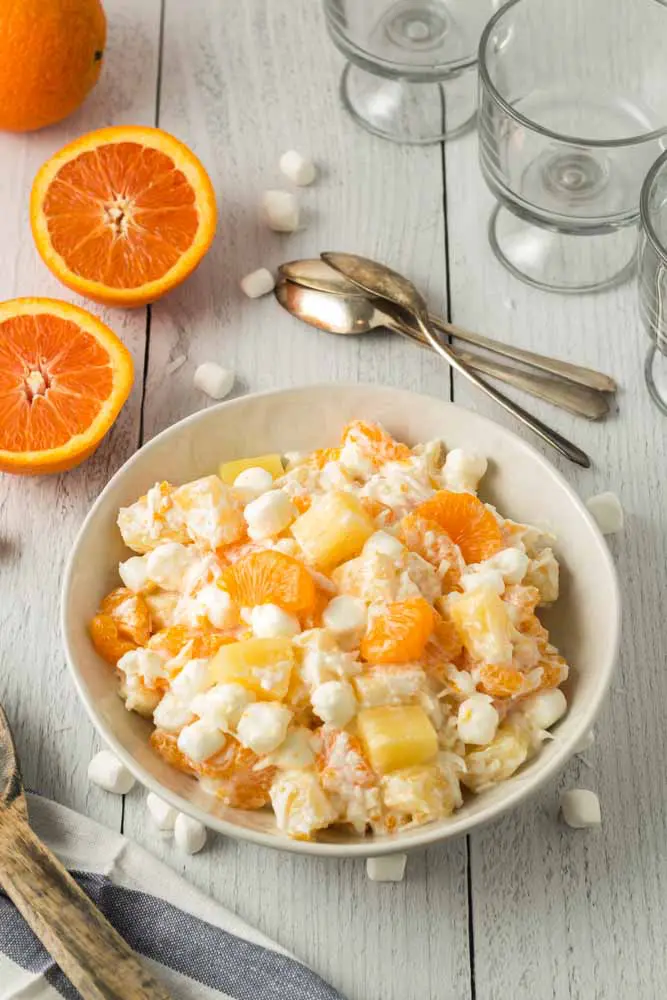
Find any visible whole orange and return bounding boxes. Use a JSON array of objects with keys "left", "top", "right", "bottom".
[{"left": 0, "top": 0, "right": 106, "bottom": 132}]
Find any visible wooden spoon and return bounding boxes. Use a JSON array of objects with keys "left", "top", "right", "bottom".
[{"left": 0, "top": 705, "right": 173, "bottom": 1000}]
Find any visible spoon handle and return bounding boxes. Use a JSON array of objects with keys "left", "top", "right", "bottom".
[
  {"left": 390, "top": 321, "right": 610, "bottom": 420},
  {"left": 0, "top": 796, "right": 173, "bottom": 1000},
  {"left": 413, "top": 313, "right": 591, "bottom": 468},
  {"left": 428, "top": 313, "right": 617, "bottom": 393}
]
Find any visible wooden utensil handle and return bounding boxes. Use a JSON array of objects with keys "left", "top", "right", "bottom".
[{"left": 0, "top": 799, "right": 172, "bottom": 1000}]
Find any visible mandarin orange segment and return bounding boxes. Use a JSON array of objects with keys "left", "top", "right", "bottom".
[
  {"left": 150, "top": 729, "right": 195, "bottom": 775},
  {"left": 413, "top": 491, "right": 502, "bottom": 565},
  {"left": 299, "top": 588, "right": 330, "bottom": 631},
  {"left": 292, "top": 494, "right": 312, "bottom": 515},
  {"left": 220, "top": 549, "right": 316, "bottom": 614},
  {"left": 538, "top": 654, "right": 569, "bottom": 690},
  {"left": 99, "top": 587, "right": 151, "bottom": 645},
  {"left": 478, "top": 664, "right": 530, "bottom": 699},
  {"left": 503, "top": 584, "right": 541, "bottom": 626},
  {"left": 89, "top": 614, "right": 136, "bottom": 665},
  {"left": 424, "top": 613, "right": 464, "bottom": 665},
  {"left": 203, "top": 739, "right": 276, "bottom": 809},
  {"left": 360, "top": 597, "right": 434, "bottom": 665},
  {"left": 147, "top": 625, "right": 197, "bottom": 660},
  {"left": 317, "top": 727, "right": 377, "bottom": 790},
  {"left": 400, "top": 511, "right": 463, "bottom": 591},
  {"left": 341, "top": 420, "right": 411, "bottom": 468},
  {"left": 0, "top": 298, "right": 133, "bottom": 474},
  {"left": 31, "top": 126, "right": 217, "bottom": 308}
]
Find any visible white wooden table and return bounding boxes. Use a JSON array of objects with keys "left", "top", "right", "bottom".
[{"left": 1, "top": 2, "right": 665, "bottom": 997}]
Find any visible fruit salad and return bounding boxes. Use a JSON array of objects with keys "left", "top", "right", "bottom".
[{"left": 89, "top": 420, "right": 569, "bottom": 840}]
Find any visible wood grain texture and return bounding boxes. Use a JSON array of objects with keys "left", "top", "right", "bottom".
[
  {"left": 0, "top": 0, "right": 162, "bottom": 826},
  {"left": 122, "top": 3, "right": 471, "bottom": 1000},
  {"left": 445, "top": 127, "right": 667, "bottom": 998}
]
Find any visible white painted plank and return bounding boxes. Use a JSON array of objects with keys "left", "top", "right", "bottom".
[
  {"left": 0, "top": 0, "right": 162, "bottom": 827},
  {"left": 121, "top": 2, "right": 472, "bottom": 998},
  {"left": 446, "top": 127, "right": 667, "bottom": 996}
]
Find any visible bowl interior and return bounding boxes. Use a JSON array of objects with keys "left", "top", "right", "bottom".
[{"left": 63, "top": 384, "right": 619, "bottom": 856}]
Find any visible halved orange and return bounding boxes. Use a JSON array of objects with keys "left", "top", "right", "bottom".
[
  {"left": 0, "top": 298, "right": 133, "bottom": 474},
  {"left": 30, "top": 125, "right": 217, "bottom": 308}
]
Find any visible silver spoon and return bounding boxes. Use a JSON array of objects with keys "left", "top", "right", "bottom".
[
  {"left": 321, "top": 252, "right": 591, "bottom": 469},
  {"left": 279, "top": 259, "right": 617, "bottom": 394},
  {"left": 275, "top": 278, "right": 610, "bottom": 420}
]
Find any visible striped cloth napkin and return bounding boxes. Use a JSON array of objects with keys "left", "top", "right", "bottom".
[{"left": 0, "top": 794, "right": 344, "bottom": 1000}]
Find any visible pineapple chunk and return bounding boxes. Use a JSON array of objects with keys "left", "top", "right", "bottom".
[
  {"left": 270, "top": 770, "right": 338, "bottom": 840},
  {"left": 381, "top": 763, "right": 462, "bottom": 825},
  {"left": 461, "top": 720, "right": 531, "bottom": 792},
  {"left": 144, "top": 591, "right": 180, "bottom": 630},
  {"left": 291, "top": 491, "right": 375, "bottom": 570},
  {"left": 357, "top": 705, "right": 438, "bottom": 774},
  {"left": 353, "top": 666, "right": 427, "bottom": 709},
  {"left": 445, "top": 587, "right": 513, "bottom": 666},
  {"left": 172, "top": 476, "right": 245, "bottom": 549},
  {"left": 219, "top": 453, "right": 284, "bottom": 485},
  {"left": 209, "top": 637, "right": 294, "bottom": 701}
]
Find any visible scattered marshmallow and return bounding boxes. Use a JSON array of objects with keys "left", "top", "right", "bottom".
[
  {"left": 87, "top": 750, "right": 135, "bottom": 795},
  {"left": 193, "top": 362, "right": 235, "bottom": 400},
  {"left": 560, "top": 788, "right": 601, "bottom": 829},
  {"left": 586, "top": 491, "right": 624, "bottom": 535},
  {"left": 165, "top": 354, "right": 187, "bottom": 375},
  {"left": 279, "top": 150, "right": 317, "bottom": 186},
  {"left": 174, "top": 813, "right": 207, "bottom": 855},
  {"left": 261, "top": 190, "right": 299, "bottom": 232},
  {"left": 146, "top": 792, "right": 178, "bottom": 831},
  {"left": 240, "top": 267, "right": 275, "bottom": 299},
  {"left": 366, "top": 854, "right": 407, "bottom": 882}
]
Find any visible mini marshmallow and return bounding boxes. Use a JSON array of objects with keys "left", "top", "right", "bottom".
[
  {"left": 118, "top": 555, "right": 150, "bottom": 593},
  {"left": 240, "top": 267, "right": 275, "bottom": 299},
  {"left": 87, "top": 750, "right": 135, "bottom": 795},
  {"left": 191, "top": 683, "right": 255, "bottom": 731},
  {"left": 249, "top": 603, "right": 301, "bottom": 639},
  {"left": 279, "top": 150, "right": 317, "bottom": 186},
  {"left": 193, "top": 362, "right": 235, "bottom": 400},
  {"left": 560, "top": 788, "right": 601, "bottom": 828},
  {"left": 460, "top": 569, "right": 505, "bottom": 596},
  {"left": 261, "top": 190, "right": 299, "bottom": 232},
  {"left": 233, "top": 466, "right": 274, "bottom": 499},
  {"left": 153, "top": 692, "right": 194, "bottom": 733},
  {"left": 177, "top": 720, "right": 226, "bottom": 763},
  {"left": 457, "top": 695, "right": 499, "bottom": 745},
  {"left": 311, "top": 680, "right": 357, "bottom": 728},
  {"left": 442, "top": 449, "right": 488, "bottom": 493},
  {"left": 244, "top": 489, "right": 296, "bottom": 539},
  {"left": 322, "top": 595, "right": 367, "bottom": 640},
  {"left": 146, "top": 791, "right": 178, "bottom": 831},
  {"left": 146, "top": 543, "right": 199, "bottom": 593},
  {"left": 366, "top": 854, "right": 407, "bottom": 882},
  {"left": 174, "top": 813, "right": 207, "bottom": 854},
  {"left": 196, "top": 584, "right": 238, "bottom": 629},
  {"left": 236, "top": 702, "right": 292, "bottom": 754},
  {"left": 586, "top": 492, "right": 624, "bottom": 535},
  {"left": 522, "top": 689, "right": 567, "bottom": 731},
  {"left": 362, "top": 530, "right": 404, "bottom": 561}
]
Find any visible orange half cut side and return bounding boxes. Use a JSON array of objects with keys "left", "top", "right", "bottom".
[
  {"left": 30, "top": 125, "right": 217, "bottom": 308},
  {"left": 0, "top": 298, "right": 133, "bottom": 474}
]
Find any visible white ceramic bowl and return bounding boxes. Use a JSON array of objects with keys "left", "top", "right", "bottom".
[{"left": 62, "top": 384, "right": 620, "bottom": 857}]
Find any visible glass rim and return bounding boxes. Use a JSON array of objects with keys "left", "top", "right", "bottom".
[
  {"left": 640, "top": 149, "right": 667, "bottom": 264},
  {"left": 478, "top": 0, "right": 667, "bottom": 149}
]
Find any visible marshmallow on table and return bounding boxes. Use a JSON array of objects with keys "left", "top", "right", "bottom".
[
  {"left": 174, "top": 813, "right": 208, "bottom": 855},
  {"left": 586, "top": 491, "right": 624, "bottom": 534},
  {"left": 146, "top": 791, "right": 178, "bottom": 831},
  {"left": 261, "top": 190, "right": 299, "bottom": 232},
  {"left": 88, "top": 750, "right": 135, "bottom": 795},
  {"left": 193, "top": 362, "right": 235, "bottom": 400},
  {"left": 279, "top": 150, "right": 317, "bottom": 186},
  {"left": 240, "top": 267, "right": 275, "bottom": 299},
  {"left": 560, "top": 788, "right": 602, "bottom": 828}
]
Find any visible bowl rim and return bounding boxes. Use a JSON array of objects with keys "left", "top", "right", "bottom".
[{"left": 62, "top": 383, "right": 621, "bottom": 857}]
